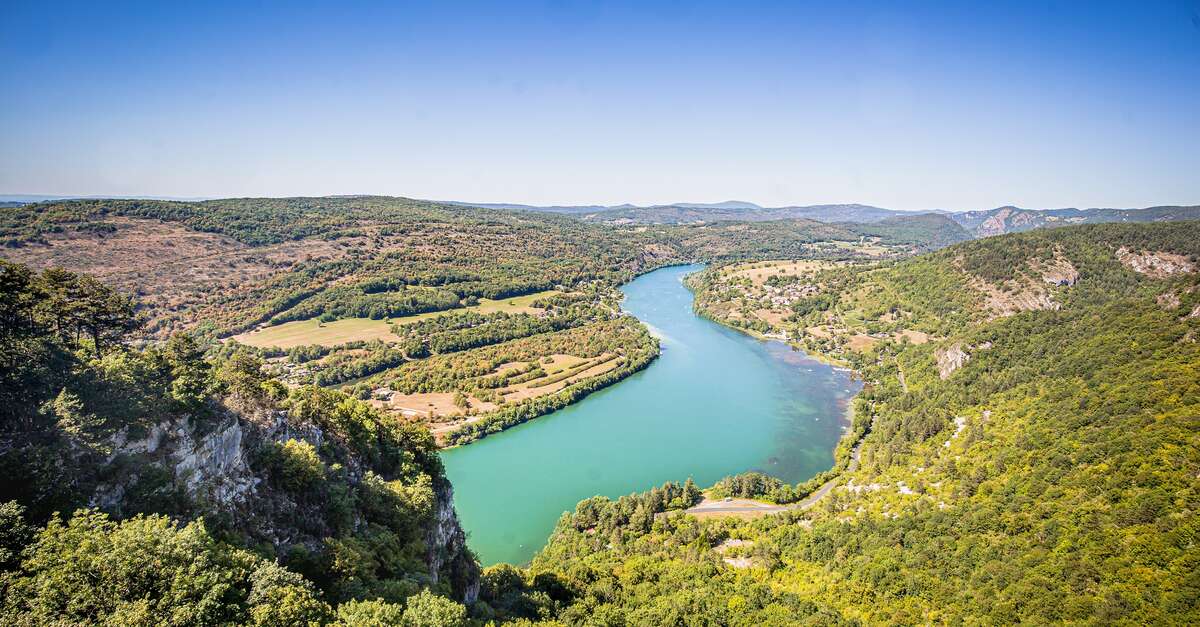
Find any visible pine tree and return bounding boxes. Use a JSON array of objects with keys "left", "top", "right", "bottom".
[{"left": 682, "top": 477, "right": 701, "bottom": 507}]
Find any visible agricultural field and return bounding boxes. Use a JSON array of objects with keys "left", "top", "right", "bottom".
[
  {"left": 386, "top": 352, "right": 622, "bottom": 434},
  {"left": 725, "top": 259, "right": 837, "bottom": 285},
  {"left": 233, "top": 317, "right": 400, "bottom": 349},
  {"left": 232, "top": 290, "right": 563, "bottom": 349},
  {"left": 355, "top": 317, "right": 656, "bottom": 444}
]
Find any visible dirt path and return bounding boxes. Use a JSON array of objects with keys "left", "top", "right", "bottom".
[
  {"left": 684, "top": 498, "right": 791, "bottom": 517},
  {"left": 684, "top": 442, "right": 864, "bottom": 518}
]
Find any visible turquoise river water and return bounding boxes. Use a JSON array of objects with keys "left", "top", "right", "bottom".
[{"left": 440, "top": 264, "right": 860, "bottom": 566}]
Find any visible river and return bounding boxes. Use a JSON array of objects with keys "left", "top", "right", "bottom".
[{"left": 440, "top": 264, "right": 860, "bottom": 566}]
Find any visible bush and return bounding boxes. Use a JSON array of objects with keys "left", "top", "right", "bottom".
[
  {"left": 400, "top": 589, "right": 467, "bottom": 627},
  {"left": 265, "top": 439, "right": 325, "bottom": 491}
]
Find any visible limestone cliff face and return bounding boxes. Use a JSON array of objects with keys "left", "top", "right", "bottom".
[
  {"left": 90, "top": 406, "right": 480, "bottom": 602},
  {"left": 92, "top": 413, "right": 259, "bottom": 513},
  {"left": 428, "top": 480, "right": 481, "bottom": 603}
]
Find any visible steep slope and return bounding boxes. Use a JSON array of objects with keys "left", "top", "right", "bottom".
[
  {"left": 0, "top": 261, "right": 479, "bottom": 622},
  {"left": 487, "top": 221, "right": 1200, "bottom": 624}
]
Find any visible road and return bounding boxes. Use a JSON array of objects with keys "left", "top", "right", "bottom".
[{"left": 684, "top": 442, "right": 862, "bottom": 517}]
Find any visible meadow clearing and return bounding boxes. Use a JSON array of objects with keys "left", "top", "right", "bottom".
[{"left": 231, "top": 290, "right": 561, "bottom": 348}]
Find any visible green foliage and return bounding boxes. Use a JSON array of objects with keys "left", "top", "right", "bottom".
[
  {"left": 399, "top": 589, "right": 467, "bottom": 627},
  {"left": 247, "top": 561, "right": 333, "bottom": 626},
  {"left": 0, "top": 510, "right": 308, "bottom": 625},
  {"left": 526, "top": 220, "right": 1200, "bottom": 624},
  {"left": 334, "top": 598, "right": 405, "bottom": 625},
  {"left": 264, "top": 439, "right": 326, "bottom": 491},
  {"left": 709, "top": 472, "right": 795, "bottom": 503},
  {"left": 0, "top": 261, "right": 479, "bottom": 621},
  {"left": 163, "top": 333, "right": 213, "bottom": 408},
  {"left": 0, "top": 501, "right": 34, "bottom": 570}
]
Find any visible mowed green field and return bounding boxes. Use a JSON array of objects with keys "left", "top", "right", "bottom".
[{"left": 231, "top": 290, "right": 561, "bottom": 349}]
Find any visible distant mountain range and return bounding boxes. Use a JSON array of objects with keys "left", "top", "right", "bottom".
[
  {"left": 0, "top": 194, "right": 212, "bottom": 206},
  {"left": 446, "top": 200, "right": 910, "bottom": 223},
  {"left": 449, "top": 199, "right": 1200, "bottom": 238},
  {"left": 9, "top": 195, "right": 1197, "bottom": 240}
]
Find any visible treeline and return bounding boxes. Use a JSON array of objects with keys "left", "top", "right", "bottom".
[
  {"left": 403, "top": 307, "right": 599, "bottom": 357},
  {"left": 272, "top": 285, "right": 463, "bottom": 323},
  {"left": 310, "top": 343, "right": 407, "bottom": 387}
]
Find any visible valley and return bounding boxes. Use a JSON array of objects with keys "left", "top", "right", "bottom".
[
  {"left": 1, "top": 197, "right": 1198, "bottom": 624},
  {"left": 441, "top": 265, "right": 859, "bottom": 565},
  {"left": 5, "top": 3, "right": 1197, "bottom": 623}
]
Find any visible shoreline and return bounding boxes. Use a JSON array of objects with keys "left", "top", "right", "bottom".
[
  {"left": 436, "top": 263, "right": 704, "bottom": 448},
  {"left": 680, "top": 266, "right": 869, "bottom": 499}
]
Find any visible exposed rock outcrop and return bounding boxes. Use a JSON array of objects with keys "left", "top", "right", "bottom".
[
  {"left": 1117, "top": 247, "right": 1196, "bottom": 277},
  {"left": 88, "top": 404, "right": 481, "bottom": 602},
  {"left": 1035, "top": 253, "right": 1079, "bottom": 286},
  {"left": 172, "top": 417, "right": 259, "bottom": 509},
  {"left": 1158, "top": 292, "right": 1182, "bottom": 309},
  {"left": 936, "top": 343, "right": 970, "bottom": 379},
  {"left": 427, "top": 480, "right": 480, "bottom": 603},
  {"left": 93, "top": 414, "right": 258, "bottom": 512}
]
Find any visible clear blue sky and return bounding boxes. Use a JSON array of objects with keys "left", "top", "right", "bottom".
[{"left": 2, "top": 0, "right": 1198, "bottom": 210}]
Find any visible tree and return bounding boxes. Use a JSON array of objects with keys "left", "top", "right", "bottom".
[
  {"left": 34, "top": 268, "right": 139, "bottom": 358},
  {"left": 682, "top": 477, "right": 701, "bottom": 507},
  {"left": 400, "top": 589, "right": 467, "bottom": 627},
  {"left": 629, "top": 504, "right": 653, "bottom": 534},
  {"left": 164, "top": 333, "right": 212, "bottom": 408},
  {"left": 75, "top": 274, "right": 139, "bottom": 358},
  {"left": 0, "top": 500, "right": 33, "bottom": 570},
  {"left": 218, "top": 350, "right": 269, "bottom": 408},
  {"left": 336, "top": 599, "right": 405, "bottom": 626},
  {"left": 453, "top": 391, "right": 470, "bottom": 410},
  {"left": 267, "top": 440, "right": 325, "bottom": 491},
  {"left": 247, "top": 561, "right": 332, "bottom": 626},
  {"left": 0, "top": 510, "right": 270, "bottom": 625},
  {"left": 43, "top": 388, "right": 107, "bottom": 453}
]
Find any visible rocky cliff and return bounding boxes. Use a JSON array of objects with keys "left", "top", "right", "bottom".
[{"left": 86, "top": 401, "right": 480, "bottom": 602}]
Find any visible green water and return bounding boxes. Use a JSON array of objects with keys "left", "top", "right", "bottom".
[{"left": 440, "top": 264, "right": 860, "bottom": 566}]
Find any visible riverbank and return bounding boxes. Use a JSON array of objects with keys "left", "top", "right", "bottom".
[
  {"left": 442, "top": 264, "right": 860, "bottom": 565},
  {"left": 434, "top": 265, "right": 702, "bottom": 447},
  {"left": 678, "top": 265, "right": 872, "bottom": 511},
  {"left": 439, "top": 341, "right": 659, "bottom": 447}
]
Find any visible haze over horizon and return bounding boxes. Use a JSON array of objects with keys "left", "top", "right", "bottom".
[{"left": 3, "top": 0, "right": 1199, "bottom": 210}]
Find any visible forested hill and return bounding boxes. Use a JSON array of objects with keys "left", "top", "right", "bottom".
[
  {"left": 496, "top": 221, "right": 1200, "bottom": 624},
  {"left": 0, "top": 196, "right": 958, "bottom": 340}
]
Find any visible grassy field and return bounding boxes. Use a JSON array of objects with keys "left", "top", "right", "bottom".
[
  {"left": 232, "top": 290, "right": 561, "bottom": 348},
  {"left": 233, "top": 317, "right": 399, "bottom": 349}
]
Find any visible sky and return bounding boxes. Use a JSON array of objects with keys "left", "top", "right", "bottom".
[{"left": 2, "top": 1, "right": 1198, "bottom": 211}]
